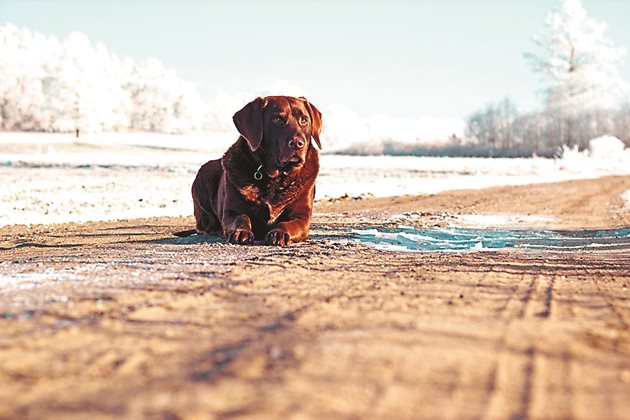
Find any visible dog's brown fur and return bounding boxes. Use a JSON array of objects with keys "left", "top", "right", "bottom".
[{"left": 191, "top": 96, "right": 322, "bottom": 246}]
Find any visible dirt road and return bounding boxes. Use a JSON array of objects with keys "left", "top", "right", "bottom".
[{"left": 1, "top": 176, "right": 629, "bottom": 419}]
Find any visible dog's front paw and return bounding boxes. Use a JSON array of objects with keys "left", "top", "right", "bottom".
[
  {"left": 265, "top": 229, "right": 291, "bottom": 246},
  {"left": 228, "top": 228, "right": 254, "bottom": 245}
]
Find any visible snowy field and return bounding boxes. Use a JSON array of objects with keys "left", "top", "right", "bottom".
[{"left": 1, "top": 132, "right": 630, "bottom": 227}]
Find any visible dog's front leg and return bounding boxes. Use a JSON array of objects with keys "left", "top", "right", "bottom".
[
  {"left": 224, "top": 213, "right": 255, "bottom": 245},
  {"left": 266, "top": 215, "right": 311, "bottom": 246},
  {"left": 265, "top": 187, "right": 315, "bottom": 246}
]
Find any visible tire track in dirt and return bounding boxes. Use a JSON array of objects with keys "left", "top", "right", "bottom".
[
  {"left": 484, "top": 272, "right": 542, "bottom": 419},
  {"left": 480, "top": 271, "right": 522, "bottom": 419},
  {"left": 483, "top": 263, "right": 590, "bottom": 420}
]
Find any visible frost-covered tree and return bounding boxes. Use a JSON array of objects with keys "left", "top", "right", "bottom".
[
  {"left": 52, "top": 32, "right": 131, "bottom": 133},
  {"left": 0, "top": 23, "right": 205, "bottom": 134},
  {"left": 123, "top": 58, "right": 204, "bottom": 133},
  {"left": 525, "top": 0, "right": 627, "bottom": 112},
  {"left": 0, "top": 24, "right": 48, "bottom": 130}
]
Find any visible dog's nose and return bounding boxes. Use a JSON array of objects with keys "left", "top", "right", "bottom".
[{"left": 288, "top": 136, "right": 305, "bottom": 150}]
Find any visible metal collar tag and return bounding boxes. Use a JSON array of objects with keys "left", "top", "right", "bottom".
[{"left": 254, "top": 165, "right": 263, "bottom": 181}]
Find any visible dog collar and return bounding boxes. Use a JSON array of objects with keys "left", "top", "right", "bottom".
[{"left": 254, "top": 165, "right": 263, "bottom": 181}]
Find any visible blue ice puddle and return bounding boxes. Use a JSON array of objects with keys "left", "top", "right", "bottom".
[{"left": 351, "top": 226, "right": 630, "bottom": 252}]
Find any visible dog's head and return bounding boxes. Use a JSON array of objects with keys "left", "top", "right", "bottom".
[{"left": 233, "top": 95, "right": 322, "bottom": 178}]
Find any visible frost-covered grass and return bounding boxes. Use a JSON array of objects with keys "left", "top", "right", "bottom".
[{"left": 1, "top": 133, "right": 629, "bottom": 227}]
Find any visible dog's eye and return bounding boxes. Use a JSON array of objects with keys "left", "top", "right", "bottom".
[
  {"left": 299, "top": 116, "right": 309, "bottom": 126},
  {"left": 272, "top": 116, "right": 284, "bottom": 125}
]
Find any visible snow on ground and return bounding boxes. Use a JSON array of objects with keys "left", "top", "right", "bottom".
[{"left": 1, "top": 133, "right": 630, "bottom": 227}]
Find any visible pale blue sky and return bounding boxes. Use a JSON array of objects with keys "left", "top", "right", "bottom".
[{"left": 1, "top": 0, "right": 629, "bottom": 120}]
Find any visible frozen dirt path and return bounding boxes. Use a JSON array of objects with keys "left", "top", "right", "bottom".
[{"left": 0, "top": 177, "right": 629, "bottom": 419}]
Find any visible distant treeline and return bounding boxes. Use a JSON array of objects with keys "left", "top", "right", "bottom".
[
  {"left": 335, "top": 101, "right": 630, "bottom": 158},
  {"left": 334, "top": 141, "right": 552, "bottom": 158},
  {"left": 463, "top": 98, "right": 630, "bottom": 157},
  {"left": 334, "top": 100, "right": 630, "bottom": 158}
]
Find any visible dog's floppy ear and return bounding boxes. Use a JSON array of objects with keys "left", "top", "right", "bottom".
[
  {"left": 233, "top": 97, "right": 266, "bottom": 151},
  {"left": 301, "top": 97, "right": 322, "bottom": 149}
]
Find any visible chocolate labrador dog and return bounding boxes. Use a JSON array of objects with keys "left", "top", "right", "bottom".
[{"left": 190, "top": 96, "right": 322, "bottom": 246}]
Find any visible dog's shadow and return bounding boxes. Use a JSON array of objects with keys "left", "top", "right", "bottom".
[
  {"left": 153, "top": 233, "right": 223, "bottom": 245},
  {"left": 153, "top": 229, "right": 350, "bottom": 247}
]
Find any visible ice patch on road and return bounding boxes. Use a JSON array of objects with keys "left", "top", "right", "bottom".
[{"left": 352, "top": 227, "right": 630, "bottom": 253}]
